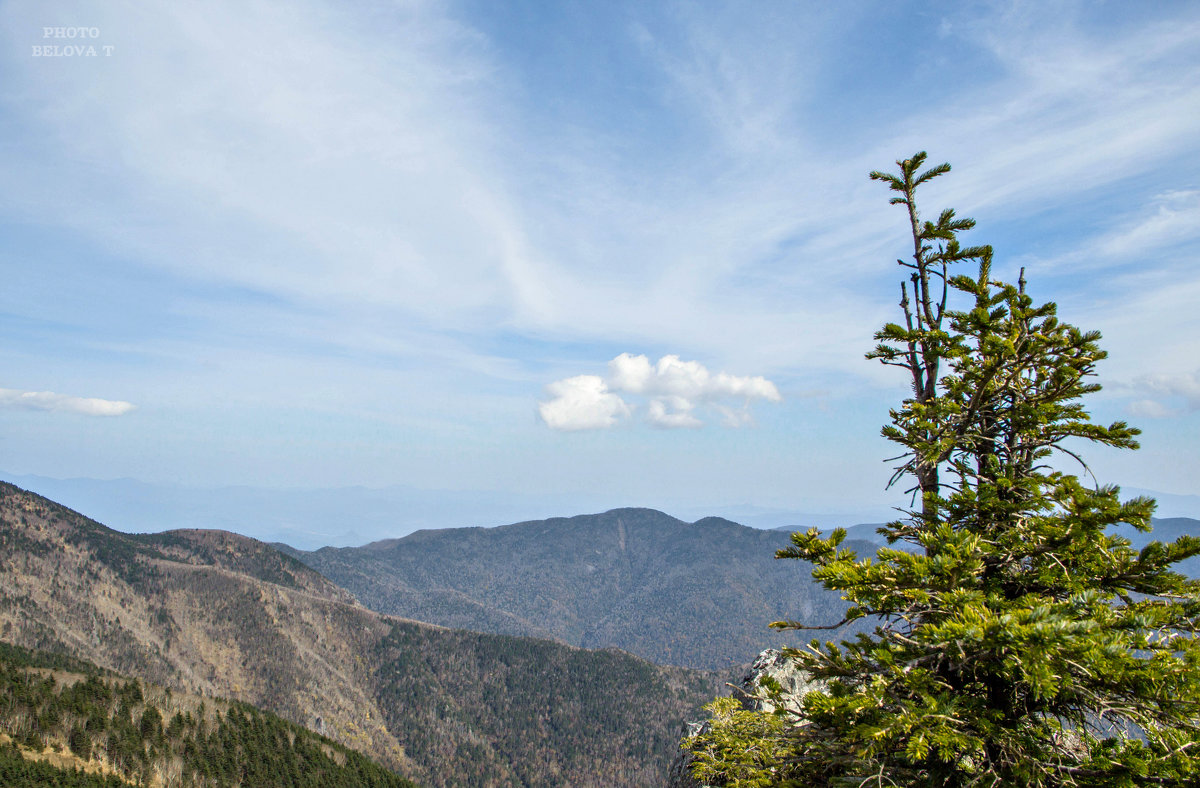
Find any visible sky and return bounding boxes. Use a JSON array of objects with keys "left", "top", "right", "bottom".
[{"left": 0, "top": 1, "right": 1198, "bottom": 543}]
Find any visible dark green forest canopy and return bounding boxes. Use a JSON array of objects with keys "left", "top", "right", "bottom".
[{"left": 0, "top": 642, "right": 418, "bottom": 788}]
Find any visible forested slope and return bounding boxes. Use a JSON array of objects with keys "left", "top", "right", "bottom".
[
  {"left": 0, "top": 482, "right": 719, "bottom": 787},
  {"left": 0, "top": 642, "right": 415, "bottom": 787},
  {"left": 284, "top": 507, "right": 868, "bottom": 670}
]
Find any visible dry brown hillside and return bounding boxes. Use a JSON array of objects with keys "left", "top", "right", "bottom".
[
  {"left": 0, "top": 483, "right": 411, "bottom": 771},
  {"left": 0, "top": 482, "right": 720, "bottom": 787}
]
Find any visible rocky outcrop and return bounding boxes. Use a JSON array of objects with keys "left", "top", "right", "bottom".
[
  {"left": 731, "top": 648, "right": 814, "bottom": 714},
  {"left": 667, "top": 649, "right": 817, "bottom": 787},
  {"left": 666, "top": 720, "right": 710, "bottom": 788}
]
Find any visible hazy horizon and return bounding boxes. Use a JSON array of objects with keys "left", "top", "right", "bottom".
[{"left": 5, "top": 470, "right": 1198, "bottom": 551}]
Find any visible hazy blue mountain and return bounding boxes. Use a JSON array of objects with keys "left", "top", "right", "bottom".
[
  {"left": 779, "top": 516, "right": 1200, "bottom": 577},
  {"left": 1109, "top": 517, "right": 1200, "bottom": 577},
  {"left": 0, "top": 472, "right": 617, "bottom": 549},
  {"left": 774, "top": 522, "right": 889, "bottom": 541},
  {"left": 0, "top": 472, "right": 904, "bottom": 549},
  {"left": 1123, "top": 488, "right": 1200, "bottom": 520}
]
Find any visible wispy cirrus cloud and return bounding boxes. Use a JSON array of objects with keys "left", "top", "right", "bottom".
[
  {"left": 1093, "top": 190, "right": 1200, "bottom": 261},
  {"left": 0, "top": 0, "right": 544, "bottom": 333},
  {"left": 0, "top": 388, "right": 135, "bottom": 416},
  {"left": 4, "top": 1, "right": 1197, "bottom": 383},
  {"left": 539, "top": 353, "right": 780, "bottom": 431},
  {"left": 0, "top": 0, "right": 1198, "bottom": 507},
  {"left": 1032, "top": 190, "right": 1200, "bottom": 274}
]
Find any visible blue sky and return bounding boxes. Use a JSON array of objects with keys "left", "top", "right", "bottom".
[{"left": 1, "top": 1, "right": 1199, "bottom": 539}]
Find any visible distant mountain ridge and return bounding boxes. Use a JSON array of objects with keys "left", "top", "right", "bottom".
[
  {"left": 0, "top": 483, "right": 721, "bottom": 787},
  {"left": 788, "top": 518, "right": 1200, "bottom": 577},
  {"left": 0, "top": 473, "right": 904, "bottom": 549},
  {"left": 1115, "top": 518, "right": 1200, "bottom": 577},
  {"left": 281, "top": 507, "right": 872, "bottom": 671},
  {"left": 283, "top": 508, "right": 1200, "bottom": 673}
]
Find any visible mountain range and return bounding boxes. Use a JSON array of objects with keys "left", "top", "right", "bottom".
[
  {"left": 0, "top": 482, "right": 721, "bottom": 787},
  {"left": 281, "top": 509, "right": 1200, "bottom": 674},
  {"left": 0, "top": 473, "right": 902, "bottom": 549},
  {"left": 4, "top": 478, "right": 1197, "bottom": 786},
  {"left": 8, "top": 472, "right": 1196, "bottom": 551}
]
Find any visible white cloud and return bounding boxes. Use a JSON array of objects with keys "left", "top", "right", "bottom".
[
  {"left": 0, "top": 388, "right": 136, "bottom": 417},
  {"left": 1037, "top": 190, "right": 1200, "bottom": 273},
  {"left": 539, "top": 354, "right": 780, "bottom": 431},
  {"left": 646, "top": 395, "right": 701, "bottom": 429},
  {"left": 1127, "top": 371, "right": 1200, "bottom": 418},
  {"left": 537, "top": 375, "right": 630, "bottom": 431},
  {"left": 608, "top": 353, "right": 781, "bottom": 402},
  {"left": 607, "top": 353, "right": 656, "bottom": 394},
  {"left": 1129, "top": 399, "right": 1178, "bottom": 419},
  {"left": 1094, "top": 190, "right": 1200, "bottom": 261}
]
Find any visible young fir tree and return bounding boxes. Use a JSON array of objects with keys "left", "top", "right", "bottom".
[{"left": 686, "top": 153, "right": 1200, "bottom": 787}]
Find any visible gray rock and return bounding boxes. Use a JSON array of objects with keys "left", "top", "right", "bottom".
[
  {"left": 665, "top": 720, "right": 708, "bottom": 788},
  {"left": 666, "top": 649, "right": 817, "bottom": 787}
]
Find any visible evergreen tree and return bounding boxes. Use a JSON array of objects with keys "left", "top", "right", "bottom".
[{"left": 687, "top": 153, "right": 1200, "bottom": 787}]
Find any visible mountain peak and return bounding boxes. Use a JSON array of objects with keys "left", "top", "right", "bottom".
[{"left": 287, "top": 507, "right": 851, "bottom": 670}]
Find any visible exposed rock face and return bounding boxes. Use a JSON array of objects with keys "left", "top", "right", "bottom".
[
  {"left": 666, "top": 720, "right": 709, "bottom": 788},
  {"left": 667, "top": 649, "right": 818, "bottom": 788}
]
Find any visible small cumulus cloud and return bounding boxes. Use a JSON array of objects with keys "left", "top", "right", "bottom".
[
  {"left": 537, "top": 375, "right": 631, "bottom": 431},
  {"left": 607, "top": 353, "right": 782, "bottom": 402},
  {"left": 539, "top": 353, "right": 780, "bottom": 431},
  {"left": 646, "top": 395, "right": 702, "bottom": 429},
  {"left": 0, "top": 388, "right": 136, "bottom": 417}
]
